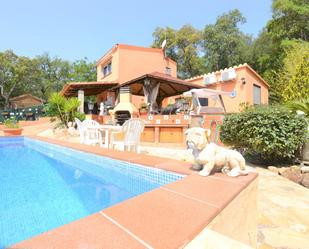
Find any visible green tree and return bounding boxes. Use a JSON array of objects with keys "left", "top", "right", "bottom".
[
  {"left": 250, "top": 29, "right": 278, "bottom": 74},
  {"left": 202, "top": 9, "right": 252, "bottom": 71},
  {"left": 250, "top": 0, "right": 309, "bottom": 103},
  {"left": 282, "top": 55, "right": 309, "bottom": 102},
  {"left": 0, "top": 50, "right": 34, "bottom": 108},
  {"left": 152, "top": 25, "right": 205, "bottom": 79},
  {"left": 30, "top": 53, "right": 71, "bottom": 100},
  {"left": 0, "top": 50, "right": 98, "bottom": 108},
  {"left": 267, "top": 0, "right": 309, "bottom": 42},
  {"left": 45, "top": 92, "right": 85, "bottom": 128},
  {"left": 69, "top": 58, "right": 96, "bottom": 82},
  {"left": 276, "top": 41, "right": 309, "bottom": 102}
]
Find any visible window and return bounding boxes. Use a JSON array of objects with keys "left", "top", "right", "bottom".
[
  {"left": 253, "top": 84, "right": 261, "bottom": 105},
  {"left": 198, "top": 98, "right": 208, "bottom": 106},
  {"left": 102, "top": 62, "right": 112, "bottom": 77},
  {"left": 165, "top": 67, "right": 172, "bottom": 75}
]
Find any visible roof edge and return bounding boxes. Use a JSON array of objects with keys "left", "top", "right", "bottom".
[
  {"left": 9, "top": 94, "right": 44, "bottom": 102},
  {"left": 96, "top": 44, "right": 177, "bottom": 66},
  {"left": 185, "top": 63, "right": 269, "bottom": 88}
]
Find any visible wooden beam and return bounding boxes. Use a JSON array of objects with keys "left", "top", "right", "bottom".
[
  {"left": 137, "top": 86, "right": 144, "bottom": 95},
  {"left": 166, "top": 83, "right": 182, "bottom": 95},
  {"left": 158, "top": 84, "right": 169, "bottom": 97},
  {"left": 219, "top": 94, "right": 226, "bottom": 113}
]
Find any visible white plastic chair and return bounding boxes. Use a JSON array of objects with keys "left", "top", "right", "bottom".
[
  {"left": 110, "top": 118, "right": 145, "bottom": 153},
  {"left": 82, "top": 119, "right": 103, "bottom": 146},
  {"left": 74, "top": 118, "right": 85, "bottom": 144}
]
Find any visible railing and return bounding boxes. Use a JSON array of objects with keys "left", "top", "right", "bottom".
[{"left": 0, "top": 105, "right": 45, "bottom": 123}]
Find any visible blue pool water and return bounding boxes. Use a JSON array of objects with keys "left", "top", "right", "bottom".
[{"left": 0, "top": 137, "right": 182, "bottom": 248}]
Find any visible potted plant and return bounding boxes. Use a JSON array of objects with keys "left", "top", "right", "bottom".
[
  {"left": 139, "top": 102, "right": 148, "bottom": 115},
  {"left": 2, "top": 118, "right": 23, "bottom": 136}
]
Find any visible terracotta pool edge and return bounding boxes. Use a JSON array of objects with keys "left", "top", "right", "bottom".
[{"left": 7, "top": 135, "right": 258, "bottom": 249}]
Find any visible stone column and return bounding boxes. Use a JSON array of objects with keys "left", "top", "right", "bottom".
[{"left": 78, "top": 90, "right": 84, "bottom": 113}]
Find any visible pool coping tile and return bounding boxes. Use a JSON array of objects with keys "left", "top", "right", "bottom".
[
  {"left": 102, "top": 188, "right": 220, "bottom": 249},
  {"left": 9, "top": 213, "right": 146, "bottom": 249},
  {"left": 162, "top": 174, "right": 250, "bottom": 211}
]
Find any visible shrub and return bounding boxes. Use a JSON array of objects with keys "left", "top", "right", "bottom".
[
  {"left": 220, "top": 106, "right": 308, "bottom": 164},
  {"left": 44, "top": 92, "right": 85, "bottom": 128},
  {"left": 4, "top": 117, "right": 19, "bottom": 129}
]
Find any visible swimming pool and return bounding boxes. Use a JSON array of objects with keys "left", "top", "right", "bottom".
[{"left": 0, "top": 137, "right": 183, "bottom": 248}]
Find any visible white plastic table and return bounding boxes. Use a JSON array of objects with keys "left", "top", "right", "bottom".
[{"left": 99, "top": 125, "right": 122, "bottom": 148}]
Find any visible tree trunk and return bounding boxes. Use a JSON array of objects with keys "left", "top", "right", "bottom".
[{"left": 4, "top": 97, "right": 10, "bottom": 109}]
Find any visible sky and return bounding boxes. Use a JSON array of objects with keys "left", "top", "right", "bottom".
[{"left": 0, "top": 0, "right": 272, "bottom": 62}]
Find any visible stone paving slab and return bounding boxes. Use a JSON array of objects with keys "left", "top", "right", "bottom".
[{"left": 255, "top": 167, "right": 309, "bottom": 249}]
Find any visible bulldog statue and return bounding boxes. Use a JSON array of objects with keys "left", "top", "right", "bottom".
[{"left": 185, "top": 127, "right": 249, "bottom": 177}]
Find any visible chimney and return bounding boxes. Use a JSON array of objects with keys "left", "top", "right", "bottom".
[{"left": 119, "top": 86, "right": 131, "bottom": 103}]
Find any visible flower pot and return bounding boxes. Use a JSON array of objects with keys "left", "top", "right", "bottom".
[
  {"left": 2, "top": 128, "right": 23, "bottom": 136},
  {"left": 139, "top": 110, "right": 148, "bottom": 115}
]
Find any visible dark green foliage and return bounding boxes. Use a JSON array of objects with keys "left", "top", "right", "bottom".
[
  {"left": 220, "top": 106, "right": 308, "bottom": 163},
  {"left": 152, "top": 25, "right": 205, "bottom": 79},
  {"left": 0, "top": 51, "right": 96, "bottom": 109},
  {"left": 3, "top": 117, "right": 19, "bottom": 128},
  {"left": 267, "top": 0, "right": 309, "bottom": 42},
  {"left": 152, "top": 10, "right": 251, "bottom": 77},
  {"left": 44, "top": 92, "right": 85, "bottom": 128},
  {"left": 202, "top": 9, "right": 252, "bottom": 71},
  {"left": 285, "top": 98, "right": 309, "bottom": 119},
  {"left": 0, "top": 50, "right": 36, "bottom": 108}
]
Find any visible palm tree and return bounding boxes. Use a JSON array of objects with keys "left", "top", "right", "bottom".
[{"left": 285, "top": 98, "right": 309, "bottom": 119}]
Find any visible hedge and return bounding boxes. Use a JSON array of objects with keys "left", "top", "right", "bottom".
[{"left": 220, "top": 106, "right": 308, "bottom": 164}]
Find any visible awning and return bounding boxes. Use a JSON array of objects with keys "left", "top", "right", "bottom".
[
  {"left": 183, "top": 88, "right": 231, "bottom": 98},
  {"left": 112, "top": 72, "right": 202, "bottom": 98},
  {"left": 61, "top": 82, "right": 118, "bottom": 97}
]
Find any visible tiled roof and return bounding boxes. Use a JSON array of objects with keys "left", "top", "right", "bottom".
[
  {"left": 112, "top": 71, "right": 202, "bottom": 98},
  {"left": 9, "top": 94, "right": 44, "bottom": 103},
  {"left": 61, "top": 81, "right": 118, "bottom": 97},
  {"left": 185, "top": 63, "right": 269, "bottom": 88}
]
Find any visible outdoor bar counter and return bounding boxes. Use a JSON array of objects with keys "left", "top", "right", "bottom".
[{"left": 92, "top": 112, "right": 226, "bottom": 145}]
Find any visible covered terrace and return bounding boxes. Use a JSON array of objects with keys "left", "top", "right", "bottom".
[
  {"left": 112, "top": 71, "right": 202, "bottom": 113},
  {"left": 61, "top": 81, "right": 118, "bottom": 97}
]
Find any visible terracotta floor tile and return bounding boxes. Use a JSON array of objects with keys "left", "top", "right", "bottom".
[
  {"left": 163, "top": 174, "right": 245, "bottom": 210},
  {"left": 103, "top": 188, "right": 219, "bottom": 249},
  {"left": 9, "top": 213, "right": 145, "bottom": 249}
]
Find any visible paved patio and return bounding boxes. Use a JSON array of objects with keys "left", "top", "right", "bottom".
[{"left": 255, "top": 167, "right": 309, "bottom": 249}]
